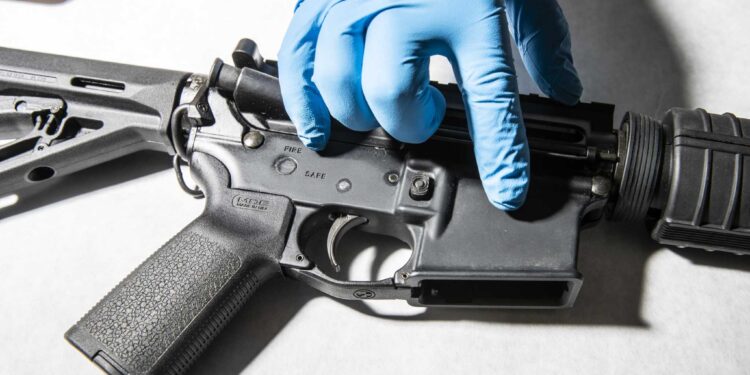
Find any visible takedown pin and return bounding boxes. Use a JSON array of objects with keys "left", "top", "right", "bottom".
[{"left": 326, "top": 214, "right": 368, "bottom": 272}]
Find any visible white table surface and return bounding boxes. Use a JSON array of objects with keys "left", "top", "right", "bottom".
[{"left": 1, "top": 0, "right": 749, "bottom": 374}]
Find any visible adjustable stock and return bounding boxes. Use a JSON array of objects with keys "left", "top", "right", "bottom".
[{"left": 0, "top": 47, "right": 188, "bottom": 197}]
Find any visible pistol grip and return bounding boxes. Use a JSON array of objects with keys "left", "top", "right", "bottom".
[{"left": 65, "top": 153, "right": 294, "bottom": 375}]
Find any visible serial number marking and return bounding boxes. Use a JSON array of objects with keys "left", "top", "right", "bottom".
[
  {"left": 0, "top": 69, "right": 57, "bottom": 84},
  {"left": 304, "top": 170, "right": 326, "bottom": 180}
]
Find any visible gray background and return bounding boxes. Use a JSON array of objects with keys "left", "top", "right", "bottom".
[{"left": 1, "top": 0, "right": 749, "bottom": 374}]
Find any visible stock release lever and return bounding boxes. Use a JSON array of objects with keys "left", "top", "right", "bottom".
[
  {"left": 326, "top": 214, "right": 368, "bottom": 272},
  {"left": 0, "top": 96, "right": 65, "bottom": 141}
]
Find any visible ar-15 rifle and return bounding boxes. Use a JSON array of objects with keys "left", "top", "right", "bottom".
[{"left": 1, "top": 39, "right": 748, "bottom": 375}]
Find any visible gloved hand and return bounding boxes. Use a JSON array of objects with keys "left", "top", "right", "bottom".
[{"left": 278, "top": 0, "right": 582, "bottom": 210}]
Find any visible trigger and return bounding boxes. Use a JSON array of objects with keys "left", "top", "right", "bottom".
[{"left": 326, "top": 214, "right": 368, "bottom": 272}]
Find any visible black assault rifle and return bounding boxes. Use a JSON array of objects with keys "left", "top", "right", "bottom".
[{"left": 0, "top": 39, "right": 748, "bottom": 375}]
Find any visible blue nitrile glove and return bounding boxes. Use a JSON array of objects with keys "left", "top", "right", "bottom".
[{"left": 278, "top": 0, "right": 582, "bottom": 210}]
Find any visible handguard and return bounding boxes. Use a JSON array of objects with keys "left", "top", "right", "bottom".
[{"left": 0, "top": 39, "right": 748, "bottom": 375}]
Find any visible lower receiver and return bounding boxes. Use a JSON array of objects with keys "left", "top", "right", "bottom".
[{"left": 0, "top": 39, "right": 747, "bottom": 375}]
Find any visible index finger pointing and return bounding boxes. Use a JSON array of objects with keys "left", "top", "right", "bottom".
[
  {"left": 450, "top": 3, "right": 530, "bottom": 210},
  {"left": 277, "top": 0, "right": 342, "bottom": 150}
]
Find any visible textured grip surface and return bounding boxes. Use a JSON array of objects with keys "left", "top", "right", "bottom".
[
  {"left": 65, "top": 227, "right": 274, "bottom": 374},
  {"left": 84, "top": 231, "right": 238, "bottom": 369},
  {"left": 66, "top": 152, "right": 294, "bottom": 375}
]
